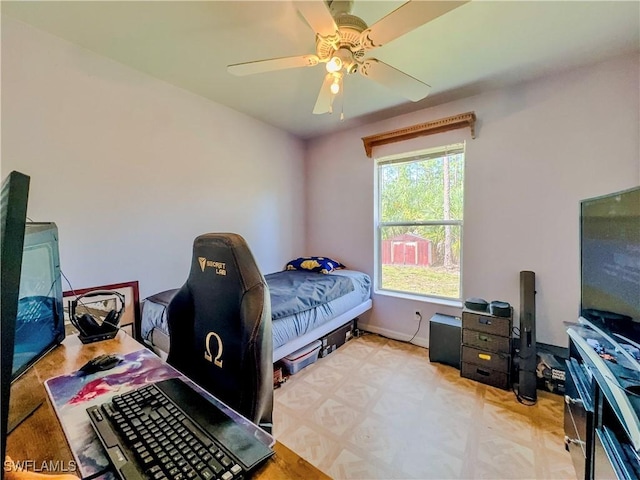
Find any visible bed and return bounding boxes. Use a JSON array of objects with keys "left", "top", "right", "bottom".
[{"left": 139, "top": 269, "right": 372, "bottom": 362}]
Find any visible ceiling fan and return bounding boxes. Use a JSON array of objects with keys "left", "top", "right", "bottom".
[{"left": 227, "top": 0, "right": 468, "bottom": 116}]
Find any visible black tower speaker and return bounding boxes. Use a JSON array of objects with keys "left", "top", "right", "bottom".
[{"left": 518, "top": 270, "right": 537, "bottom": 402}]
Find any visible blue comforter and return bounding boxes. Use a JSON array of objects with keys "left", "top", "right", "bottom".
[{"left": 264, "top": 270, "right": 354, "bottom": 320}]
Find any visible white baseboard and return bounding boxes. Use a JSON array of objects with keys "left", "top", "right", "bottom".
[{"left": 357, "top": 323, "right": 429, "bottom": 350}]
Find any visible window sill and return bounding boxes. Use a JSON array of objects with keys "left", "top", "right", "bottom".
[{"left": 374, "top": 289, "right": 463, "bottom": 308}]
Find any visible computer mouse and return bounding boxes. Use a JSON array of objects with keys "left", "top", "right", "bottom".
[{"left": 79, "top": 354, "right": 123, "bottom": 374}]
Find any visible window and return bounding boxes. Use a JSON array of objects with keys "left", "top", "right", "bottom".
[{"left": 375, "top": 143, "right": 465, "bottom": 301}]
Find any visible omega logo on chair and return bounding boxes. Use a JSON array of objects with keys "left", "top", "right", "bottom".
[{"left": 204, "top": 331, "right": 224, "bottom": 368}]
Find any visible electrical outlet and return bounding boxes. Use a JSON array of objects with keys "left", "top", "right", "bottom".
[{"left": 414, "top": 311, "right": 422, "bottom": 322}]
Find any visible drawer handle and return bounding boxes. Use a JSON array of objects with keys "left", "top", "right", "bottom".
[
  {"left": 564, "top": 395, "right": 583, "bottom": 406},
  {"left": 477, "top": 334, "right": 492, "bottom": 342},
  {"left": 478, "top": 353, "right": 492, "bottom": 361},
  {"left": 479, "top": 317, "right": 492, "bottom": 325},
  {"left": 476, "top": 368, "right": 490, "bottom": 376}
]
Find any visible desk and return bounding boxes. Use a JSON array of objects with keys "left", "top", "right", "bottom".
[{"left": 6, "top": 332, "right": 329, "bottom": 479}]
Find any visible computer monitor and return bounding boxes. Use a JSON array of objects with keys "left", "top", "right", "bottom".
[
  {"left": 6, "top": 225, "right": 67, "bottom": 441},
  {"left": 1, "top": 171, "right": 30, "bottom": 472},
  {"left": 13, "top": 222, "right": 66, "bottom": 379}
]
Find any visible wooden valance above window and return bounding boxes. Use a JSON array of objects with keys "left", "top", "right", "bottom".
[{"left": 361, "top": 111, "right": 476, "bottom": 158}]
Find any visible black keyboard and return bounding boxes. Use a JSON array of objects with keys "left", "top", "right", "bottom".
[{"left": 87, "top": 378, "right": 274, "bottom": 480}]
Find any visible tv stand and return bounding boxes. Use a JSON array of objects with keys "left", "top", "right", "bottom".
[{"left": 565, "top": 319, "right": 640, "bottom": 479}]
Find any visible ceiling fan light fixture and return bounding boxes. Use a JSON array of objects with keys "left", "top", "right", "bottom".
[
  {"left": 326, "top": 56, "right": 342, "bottom": 73},
  {"left": 330, "top": 73, "right": 342, "bottom": 95}
]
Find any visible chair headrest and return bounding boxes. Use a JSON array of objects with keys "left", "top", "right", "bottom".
[{"left": 189, "top": 233, "right": 264, "bottom": 292}]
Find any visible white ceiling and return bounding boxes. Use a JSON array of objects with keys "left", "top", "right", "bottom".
[{"left": 3, "top": 1, "right": 639, "bottom": 140}]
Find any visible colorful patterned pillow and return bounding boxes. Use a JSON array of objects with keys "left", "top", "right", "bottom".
[{"left": 285, "top": 256, "right": 345, "bottom": 274}]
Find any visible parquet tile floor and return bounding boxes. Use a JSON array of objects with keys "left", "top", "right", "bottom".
[{"left": 273, "top": 333, "right": 576, "bottom": 479}]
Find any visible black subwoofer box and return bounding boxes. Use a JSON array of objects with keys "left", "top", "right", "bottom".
[{"left": 429, "top": 313, "right": 462, "bottom": 369}]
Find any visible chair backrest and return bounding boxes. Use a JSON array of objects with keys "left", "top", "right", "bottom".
[{"left": 167, "top": 233, "right": 273, "bottom": 430}]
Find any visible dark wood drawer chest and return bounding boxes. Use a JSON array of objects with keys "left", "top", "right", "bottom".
[{"left": 460, "top": 307, "right": 512, "bottom": 390}]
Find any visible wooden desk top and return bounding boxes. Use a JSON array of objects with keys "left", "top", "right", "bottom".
[{"left": 6, "top": 332, "right": 329, "bottom": 479}]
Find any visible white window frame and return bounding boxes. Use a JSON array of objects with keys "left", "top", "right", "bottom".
[{"left": 374, "top": 143, "right": 465, "bottom": 305}]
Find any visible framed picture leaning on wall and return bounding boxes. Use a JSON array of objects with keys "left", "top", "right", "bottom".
[{"left": 63, "top": 281, "right": 141, "bottom": 340}]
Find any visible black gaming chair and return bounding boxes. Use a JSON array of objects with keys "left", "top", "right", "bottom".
[{"left": 166, "top": 233, "right": 273, "bottom": 432}]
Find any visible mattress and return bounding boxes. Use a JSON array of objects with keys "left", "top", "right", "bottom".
[
  {"left": 141, "top": 269, "right": 371, "bottom": 351},
  {"left": 271, "top": 270, "right": 370, "bottom": 349}
]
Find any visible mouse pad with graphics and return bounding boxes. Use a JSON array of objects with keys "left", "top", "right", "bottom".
[
  {"left": 44, "top": 348, "right": 274, "bottom": 478},
  {"left": 44, "top": 349, "right": 180, "bottom": 478}
]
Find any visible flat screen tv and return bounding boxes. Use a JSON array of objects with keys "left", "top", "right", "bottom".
[{"left": 580, "top": 186, "right": 640, "bottom": 341}]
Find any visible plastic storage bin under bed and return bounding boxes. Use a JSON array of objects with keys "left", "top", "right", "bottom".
[{"left": 281, "top": 340, "right": 321, "bottom": 375}]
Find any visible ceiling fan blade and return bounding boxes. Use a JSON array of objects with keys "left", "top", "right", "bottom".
[
  {"left": 313, "top": 74, "right": 335, "bottom": 115},
  {"left": 227, "top": 54, "right": 319, "bottom": 76},
  {"left": 359, "top": 59, "right": 431, "bottom": 102},
  {"left": 361, "top": 1, "right": 468, "bottom": 48},
  {"left": 294, "top": 0, "right": 338, "bottom": 38}
]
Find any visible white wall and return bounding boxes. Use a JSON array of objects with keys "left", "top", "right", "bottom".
[
  {"left": 3, "top": 16, "right": 638, "bottom": 347},
  {"left": 1, "top": 17, "right": 306, "bottom": 298},
  {"left": 305, "top": 53, "right": 640, "bottom": 347}
]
